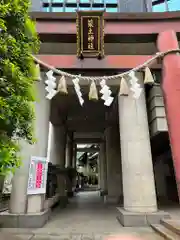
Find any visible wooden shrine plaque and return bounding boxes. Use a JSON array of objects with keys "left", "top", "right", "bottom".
[{"left": 76, "top": 11, "right": 104, "bottom": 59}]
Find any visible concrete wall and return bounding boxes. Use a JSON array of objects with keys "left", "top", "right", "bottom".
[
  {"left": 154, "top": 159, "right": 167, "bottom": 201},
  {"left": 120, "top": 0, "right": 152, "bottom": 12},
  {"left": 30, "top": 0, "right": 42, "bottom": 11},
  {"left": 148, "top": 86, "right": 168, "bottom": 137},
  {"left": 105, "top": 126, "right": 123, "bottom": 203}
]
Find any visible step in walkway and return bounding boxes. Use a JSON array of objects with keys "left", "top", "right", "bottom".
[
  {"left": 151, "top": 219, "right": 180, "bottom": 240},
  {"left": 0, "top": 228, "right": 164, "bottom": 240}
]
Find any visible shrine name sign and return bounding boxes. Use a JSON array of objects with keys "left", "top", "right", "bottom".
[{"left": 76, "top": 11, "right": 104, "bottom": 59}]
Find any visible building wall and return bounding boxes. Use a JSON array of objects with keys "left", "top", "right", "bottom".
[
  {"left": 31, "top": 0, "right": 42, "bottom": 11},
  {"left": 38, "top": 0, "right": 152, "bottom": 12},
  {"left": 120, "top": 0, "right": 152, "bottom": 12},
  {"left": 147, "top": 86, "right": 168, "bottom": 137},
  {"left": 154, "top": 158, "right": 167, "bottom": 201}
]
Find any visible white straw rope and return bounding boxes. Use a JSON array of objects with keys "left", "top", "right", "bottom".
[{"left": 32, "top": 49, "right": 180, "bottom": 81}]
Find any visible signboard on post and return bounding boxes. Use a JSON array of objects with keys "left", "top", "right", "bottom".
[
  {"left": 27, "top": 156, "right": 48, "bottom": 195},
  {"left": 76, "top": 11, "right": 104, "bottom": 59}
]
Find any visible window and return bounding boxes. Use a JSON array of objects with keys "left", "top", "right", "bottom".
[
  {"left": 91, "top": 7, "right": 105, "bottom": 10},
  {"left": 43, "top": 7, "right": 50, "bottom": 12},
  {"left": 152, "top": 0, "right": 168, "bottom": 12},
  {"left": 79, "top": 7, "right": 91, "bottom": 10},
  {"left": 65, "top": 7, "right": 77, "bottom": 11},
  {"left": 168, "top": 0, "right": 180, "bottom": 11},
  {"left": 106, "top": 7, "right": 118, "bottom": 12},
  {"left": 94, "top": 0, "right": 104, "bottom": 3},
  {"left": 66, "top": 0, "right": 77, "bottom": 2},
  {"left": 79, "top": 0, "right": 90, "bottom": 3},
  {"left": 52, "top": 0, "right": 64, "bottom": 2},
  {"left": 105, "top": 0, "right": 118, "bottom": 3},
  {"left": 153, "top": 3, "right": 167, "bottom": 11},
  {"left": 52, "top": 7, "right": 64, "bottom": 11},
  {"left": 152, "top": 0, "right": 180, "bottom": 12}
]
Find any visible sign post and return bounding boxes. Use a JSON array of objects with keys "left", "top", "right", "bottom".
[
  {"left": 76, "top": 11, "right": 104, "bottom": 59},
  {"left": 27, "top": 156, "right": 48, "bottom": 195}
]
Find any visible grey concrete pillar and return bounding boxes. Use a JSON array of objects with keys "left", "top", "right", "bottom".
[
  {"left": 72, "top": 143, "right": 77, "bottom": 191},
  {"left": 9, "top": 80, "right": 50, "bottom": 214},
  {"left": 47, "top": 122, "right": 56, "bottom": 164},
  {"left": 97, "top": 156, "right": 101, "bottom": 189},
  {"left": 58, "top": 125, "right": 67, "bottom": 168},
  {"left": 72, "top": 143, "right": 77, "bottom": 168},
  {"left": 9, "top": 141, "right": 31, "bottom": 213},
  {"left": 105, "top": 126, "right": 123, "bottom": 204},
  {"left": 65, "top": 137, "right": 73, "bottom": 168},
  {"left": 65, "top": 135, "right": 74, "bottom": 196},
  {"left": 154, "top": 158, "right": 167, "bottom": 202},
  {"left": 0, "top": 176, "right": 5, "bottom": 194},
  {"left": 30, "top": 0, "right": 43, "bottom": 11},
  {"left": 47, "top": 123, "right": 67, "bottom": 166},
  {"left": 118, "top": 72, "right": 157, "bottom": 213},
  {"left": 99, "top": 142, "right": 107, "bottom": 194},
  {"left": 54, "top": 125, "right": 67, "bottom": 204},
  {"left": 120, "top": 0, "right": 152, "bottom": 12}
]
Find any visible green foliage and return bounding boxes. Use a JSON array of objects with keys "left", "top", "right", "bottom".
[{"left": 0, "top": 0, "right": 40, "bottom": 174}]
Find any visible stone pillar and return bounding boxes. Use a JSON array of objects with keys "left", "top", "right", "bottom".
[
  {"left": 47, "top": 122, "right": 67, "bottom": 200},
  {"left": 31, "top": 0, "right": 43, "bottom": 11},
  {"left": 116, "top": 72, "right": 170, "bottom": 227},
  {"left": 65, "top": 135, "right": 74, "bottom": 196},
  {"left": 154, "top": 158, "right": 167, "bottom": 203},
  {"left": 9, "top": 80, "right": 50, "bottom": 214},
  {"left": 157, "top": 30, "right": 180, "bottom": 201},
  {"left": 9, "top": 141, "right": 32, "bottom": 214},
  {"left": 72, "top": 143, "right": 77, "bottom": 168},
  {"left": 118, "top": 72, "right": 157, "bottom": 213},
  {"left": 65, "top": 136, "right": 73, "bottom": 168},
  {"left": 55, "top": 125, "right": 68, "bottom": 206},
  {"left": 47, "top": 123, "right": 66, "bottom": 166},
  {"left": 105, "top": 126, "right": 123, "bottom": 204},
  {"left": 0, "top": 176, "right": 4, "bottom": 194},
  {"left": 97, "top": 156, "right": 101, "bottom": 189},
  {"left": 99, "top": 142, "right": 107, "bottom": 196},
  {"left": 72, "top": 143, "right": 77, "bottom": 191},
  {"left": 119, "top": 0, "right": 152, "bottom": 12},
  {"left": 47, "top": 122, "right": 56, "bottom": 164}
]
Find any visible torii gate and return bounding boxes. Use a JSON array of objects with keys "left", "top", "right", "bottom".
[{"left": 158, "top": 30, "right": 180, "bottom": 201}]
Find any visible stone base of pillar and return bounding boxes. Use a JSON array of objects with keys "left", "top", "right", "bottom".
[
  {"left": 0, "top": 209, "right": 50, "bottom": 228},
  {"left": 116, "top": 207, "right": 170, "bottom": 227}
]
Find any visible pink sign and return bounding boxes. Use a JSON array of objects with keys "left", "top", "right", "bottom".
[{"left": 27, "top": 156, "right": 48, "bottom": 195}]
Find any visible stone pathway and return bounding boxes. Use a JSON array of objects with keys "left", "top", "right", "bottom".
[{"left": 0, "top": 191, "right": 163, "bottom": 239}]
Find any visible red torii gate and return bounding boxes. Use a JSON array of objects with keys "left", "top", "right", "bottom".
[
  {"left": 34, "top": 11, "right": 180, "bottom": 201},
  {"left": 158, "top": 30, "right": 180, "bottom": 201}
]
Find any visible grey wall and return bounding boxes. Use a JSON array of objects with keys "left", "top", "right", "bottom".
[
  {"left": 120, "top": 0, "right": 152, "bottom": 12},
  {"left": 30, "top": 0, "right": 42, "bottom": 11},
  {"left": 147, "top": 86, "right": 168, "bottom": 137}
]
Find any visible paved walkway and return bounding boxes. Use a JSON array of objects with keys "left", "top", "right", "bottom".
[
  {"left": 1, "top": 191, "right": 163, "bottom": 239},
  {"left": 43, "top": 191, "right": 122, "bottom": 233}
]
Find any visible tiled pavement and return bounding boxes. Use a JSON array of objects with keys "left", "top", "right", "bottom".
[{"left": 0, "top": 191, "right": 163, "bottom": 239}]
